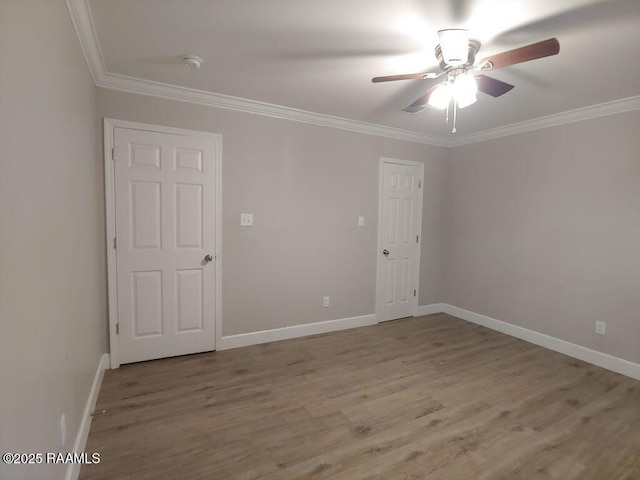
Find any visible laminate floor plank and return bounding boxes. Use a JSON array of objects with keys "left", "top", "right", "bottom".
[{"left": 81, "top": 314, "right": 639, "bottom": 479}]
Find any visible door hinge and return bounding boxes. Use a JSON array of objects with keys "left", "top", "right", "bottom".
[
  {"left": 416, "top": 235, "right": 419, "bottom": 243},
  {"left": 116, "top": 323, "right": 119, "bottom": 335},
  {"left": 111, "top": 148, "right": 115, "bottom": 160},
  {"left": 414, "top": 289, "right": 417, "bottom": 297},
  {"left": 113, "top": 237, "right": 117, "bottom": 249},
  {"left": 418, "top": 180, "right": 421, "bottom": 188}
]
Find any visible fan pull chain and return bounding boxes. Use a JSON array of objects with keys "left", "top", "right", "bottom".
[
  {"left": 452, "top": 99, "right": 458, "bottom": 133},
  {"left": 445, "top": 103, "right": 450, "bottom": 124}
]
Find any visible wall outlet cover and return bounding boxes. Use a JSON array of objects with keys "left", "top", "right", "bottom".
[
  {"left": 323, "top": 296, "right": 330, "bottom": 308},
  {"left": 240, "top": 213, "right": 253, "bottom": 226},
  {"left": 60, "top": 413, "right": 67, "bottom": 446}
]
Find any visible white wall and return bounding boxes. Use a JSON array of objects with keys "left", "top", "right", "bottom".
[
  {"left": 446, "top": 111, "right": 640, "bottom": 364},
  {"left": 96, "top": 88, "right": 448, "bottom": 337},
  {"left": 0, "top": 1, "right": 107, "bottom": 479}
]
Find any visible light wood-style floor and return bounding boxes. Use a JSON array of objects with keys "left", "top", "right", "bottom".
[{"left": 81, "top": 314, "right": 640, "bottom": 480}]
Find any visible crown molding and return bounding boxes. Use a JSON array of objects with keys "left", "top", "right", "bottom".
[
  {"left": 96, "top": 72, "right": 451, "bottom": 147},
  {"left": 65, "top": 0, "right": 450, "bottom": 147},
  {"left": 66, "top": 0, "right": 639, "bottom": 150},
  {"left": 65, "top": 0, "right": 106, "bottom": 84},
  {"left": 451, "top": 95, "right": 640, "bottom": 146}
]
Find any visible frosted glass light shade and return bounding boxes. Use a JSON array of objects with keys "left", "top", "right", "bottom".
[
  {"left": 438, "top": 29, "right": 469, "bottom": 66},
  {"left": 453, "top": 74, "right": 477, "bottom": 108},
  {"left": 428, "top": 83, "right": 451, "bottom": 109}
]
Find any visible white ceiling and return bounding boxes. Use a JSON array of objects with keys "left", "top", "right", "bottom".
[{"left": 85, "top": 0, "right": 640, "bottom": 141}]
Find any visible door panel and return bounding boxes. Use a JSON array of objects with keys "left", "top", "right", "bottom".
[
  {"left": 175, "top": 183, "right": 203, "bottom": 248},
  {"left": 129, "top": 143, "right": 160, "bottom": 169},
  {"left": 176, "top": 269, "right": 203, "bottom": 333},
  {"left": 114, "top": 127, "right": 216, "bottom": 364},
  {"left": 377, "top": 161, "right": 423, "bottom": 322},
  {"left": 385, "top": 259, "right": 396, "bottom": 304},
  {"left": 175, "top": 147, "right": 203, "bottom": 172},
  {"left": 130, "top": 181, "right": 162, "bottom": 249},
  {"left": 131, "top": 271, "right": 163, "bottom": 337}
]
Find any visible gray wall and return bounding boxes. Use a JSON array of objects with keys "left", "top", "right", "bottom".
[
  {"left": 97, "top": 89, "right": 448, "bottom": 336},
  {"left": 446, "top": 111, "right": 640, "bottom": 364},
  {"left": 95, "top": 88, "right": 640, "bottom": 364},
  {"left": 0, "top": 1, "right": 106, "bottom": 479}
]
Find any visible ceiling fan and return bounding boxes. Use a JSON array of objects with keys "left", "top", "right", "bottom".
[{"left": 372, "top": 30, "right": 560, "bottom": 133}]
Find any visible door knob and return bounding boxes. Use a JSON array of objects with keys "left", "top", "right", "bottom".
[
  {"left": 382, "top": 249, "right": 389, "bottom": 256},
  {"left": 204, "top": 254, "right": 213, "bottom": 263}
]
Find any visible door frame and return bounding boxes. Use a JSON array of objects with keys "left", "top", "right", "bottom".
[
  {"left": 103, "top": 118, "right": 222, "bottom": 368},
  {"left": 375, "top": 157, "right": 424, "bottom": 322}
]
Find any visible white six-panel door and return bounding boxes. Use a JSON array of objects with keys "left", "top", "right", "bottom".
[
  {"left": 377, "top": 160, "right": 423, "bottom": 322},
  {"left": 113, "top": 127, "right": 217, "bottom": 364}
]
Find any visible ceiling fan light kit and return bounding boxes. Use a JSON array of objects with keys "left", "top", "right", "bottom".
[
  {"left": 372, "top": 30, "right": 560, "bottom": 134},
  {"left": 427, "top": 74, "right": 477, "bottom": 109},
  {"left": 428, "top": 83, "right": 451, "bottom": 110},
  {"left": 452, "top": 73, "right": 478, "bottom": 107}
]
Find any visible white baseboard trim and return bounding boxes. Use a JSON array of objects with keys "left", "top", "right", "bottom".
[
  {"left": 66, "top": 353, "right": 109, "bottom": 480},
  {"left": 219, "top": 314, "right": 378, "bottom": 350},
  {"left": 416, "top": 303, "right": 445, "bottom": 316},
  {"left": 438, "top": 304, "right": 640, "bottom": 381},
  {"left": 221, "top": 303, "right": 639, "bottom": 380}
]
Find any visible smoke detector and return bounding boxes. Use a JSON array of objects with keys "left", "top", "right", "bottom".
[{"left": 182, "top": 55, "right": 203, "bottom": 68}]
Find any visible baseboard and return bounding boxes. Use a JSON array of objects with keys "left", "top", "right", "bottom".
[
  {"left": 416, "top": 303, "right": 445, "bottom": 316},
  {"left": 65, "top": 353, "right": 109, "bottom": 480},
  {"left": 219, "top": 314, "right": 378, "bottom": 350},
  {"left": 438, "top": 304, "right": 640, "bottom": 381},
  {"left": 223, "top": 303, "right": 639, "bottom": 380}
]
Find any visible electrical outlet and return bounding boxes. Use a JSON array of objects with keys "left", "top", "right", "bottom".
[
  {"left": 323, "top": 296, "right": 330, "bottom": 308},
  {"left": 60, "top": 414, "right": 67, "bottom": 446},
  {"left": 595, "top": 321, "right": 606, "bottom": 335},
  {"left": 240, "top": 213, "right": 253, "bottom": 226}
]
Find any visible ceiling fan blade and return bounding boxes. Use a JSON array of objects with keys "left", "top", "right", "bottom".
[
  {"left": 372, "top": 72, "right": 430, "bottom": 83},
  {"left": 480, "top": 38, "right": 559, "bottom": 70},
  {"left": 402, "top": 85, "right": 440, "bottom": 113},
  {"left": 475, "top": 75, "right": 514, "bottom": 97}
]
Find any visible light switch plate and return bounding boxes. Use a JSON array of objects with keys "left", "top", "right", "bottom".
[
  {"left": 358, "top": 216, "right": 365, "bottom": 226},
  {"left": 240, "top": 213, "right": 253, "bottom": 226}
]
